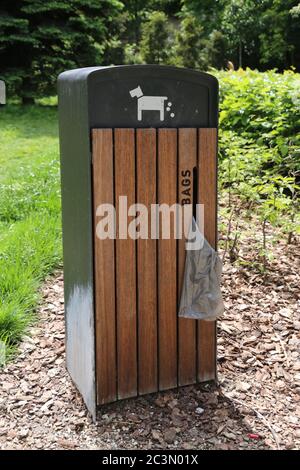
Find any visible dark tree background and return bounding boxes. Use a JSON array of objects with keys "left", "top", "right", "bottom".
[
  {"left": 0, "top": 0, "right": 299, "bottom": 102},
  {"left": 0, "top": 0, "right": 123, "bottom": 103}
]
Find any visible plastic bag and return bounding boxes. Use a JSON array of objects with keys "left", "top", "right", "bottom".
[{"left": 178, "top": 217, "right": 224, "bottom": 321}]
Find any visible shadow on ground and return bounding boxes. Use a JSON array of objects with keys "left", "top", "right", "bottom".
[{"left": 95, "top": 383, "right": 270, "bottom": 450}]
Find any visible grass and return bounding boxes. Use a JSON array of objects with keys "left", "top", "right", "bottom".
[{"left": 0, "top": 104, "right": 62, "bottom": 361}]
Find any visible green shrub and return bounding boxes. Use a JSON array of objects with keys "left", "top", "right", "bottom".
[
  {"left": 216, "top": 69, "right": 300, "bottom": 178},
  {"left": 215, "top": 69, "right": 300, "bottom": 263}
]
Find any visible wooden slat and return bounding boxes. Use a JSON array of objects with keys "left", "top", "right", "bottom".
[
  {"left": 114, "top": 128, "right": 137, "bottom": 398},
  {"left": 197, "top": 128, "right": 217, "bottom": 382},
  {"left": 93, "top": 126, "right": 217, "bottom": 404},
  {"left": 178, "top": 129, "right": 197, "bottom": 386},
  {"left": 92, "top": 129, "right": 116, "bottom": 404},
  {"left": 158, "top": 129, "right": 177, "bottom": 390},
  {"left": 136, "top": 129, "right": 158, "bottom": 395}
]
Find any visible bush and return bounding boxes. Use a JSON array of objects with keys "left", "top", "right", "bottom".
[
  {"left": 216, "top": 68, "right": 300, "bottom": 183},
  {"left": 215, "top": 69, "right": 300, "bottom": 256}
]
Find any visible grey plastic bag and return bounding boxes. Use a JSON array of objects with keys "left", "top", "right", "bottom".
[{"left": 178, "top": 217, "right": 224, "bottom": 321}]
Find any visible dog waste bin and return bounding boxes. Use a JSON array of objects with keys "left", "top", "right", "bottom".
[{"left": 58, "top": 65, "right": 219, "bottom": 419}]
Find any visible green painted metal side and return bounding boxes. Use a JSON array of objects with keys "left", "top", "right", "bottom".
[{"left": 58, "top": 69, "right": 96, "bottom": 419}]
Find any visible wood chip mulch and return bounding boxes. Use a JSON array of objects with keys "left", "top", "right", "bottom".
[{"left": 0, "top": 219, "right": 299, "bottom": 450}]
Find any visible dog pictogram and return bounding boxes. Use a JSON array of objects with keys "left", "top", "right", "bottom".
[{"left": 129, "top": 86, "right": 175, "bottom": 121}]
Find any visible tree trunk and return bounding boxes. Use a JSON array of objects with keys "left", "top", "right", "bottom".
[
  {"left": 22, "top": 74, "right": 35, "bottom": 105},
  {"left": 22, "top": 96, "right": 35, "bottom": 105},
  {"left": 134, "top": 1, "right": 139, "bottom": 45},
  {"left": 239, "top": 40, "right": 242, "bottom": 69},
  {"left": 262, "top": 218, "right": 267, "bottom": 272}
]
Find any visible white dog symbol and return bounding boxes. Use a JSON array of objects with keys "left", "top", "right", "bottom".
[{"left": 130, "top": 86, "right": 168, "bottom": 121}]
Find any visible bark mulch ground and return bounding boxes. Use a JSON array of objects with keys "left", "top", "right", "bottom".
[{"left": 0, "top": 219, "right": 299, "bottom": 450}]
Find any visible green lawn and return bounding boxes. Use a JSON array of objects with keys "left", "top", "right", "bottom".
[{"left": 0, "top": 105, "right": 62, "bottom": 359}]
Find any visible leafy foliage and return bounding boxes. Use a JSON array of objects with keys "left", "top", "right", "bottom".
[
  {"left": 217, "top": 69, "right": 300, "bottom": 178},
  {"left": 259, "top": 0, "right": 300, "bottom": 69},
  {"left": 0, "top": 0, "right": 123, "bottom": 102},
  {"left": 173, "top": 14, "right": 205, "bottom": 68},
  {"left": 215, "top": 69, "right": 300, "bottom": 260},
  {"left": 140, "top": 11, "right": 171, "bottom": 64},
  {"left": 183, "top": 0, "right": 300, "bottom": 71},
  {"left": 1, "top": 0, "right": 300, "bottom": 102},
  {"left": 221, "top": 0, "right": 263, "bottom": 68}
]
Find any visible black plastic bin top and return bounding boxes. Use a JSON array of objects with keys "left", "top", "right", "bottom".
[{"left": 58, "top": 64, "right": 218, "bottom": 129}]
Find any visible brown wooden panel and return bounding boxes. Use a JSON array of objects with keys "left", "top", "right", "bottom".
[
  {"left": 92, "top": 129, "right": 117, "bottom": 404},
  {"left": 178, "top": 129, "right": 197, "bottom": 386},
  {"left": 158, "top": 129, "right": 177, "bottom": 390},
  {"left": 197, "top": 128, "right": 217, "bottom": 382},
  {"left": 136, "top": 129, "right": 158, "bottom": 395},
  {"left": 114, "top": 128, "right": 137, "bottom": 398}
]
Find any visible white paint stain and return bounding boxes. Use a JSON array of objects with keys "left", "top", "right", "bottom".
[{"left": 66, "top": 284, "right": 96, "bottom": 420}]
